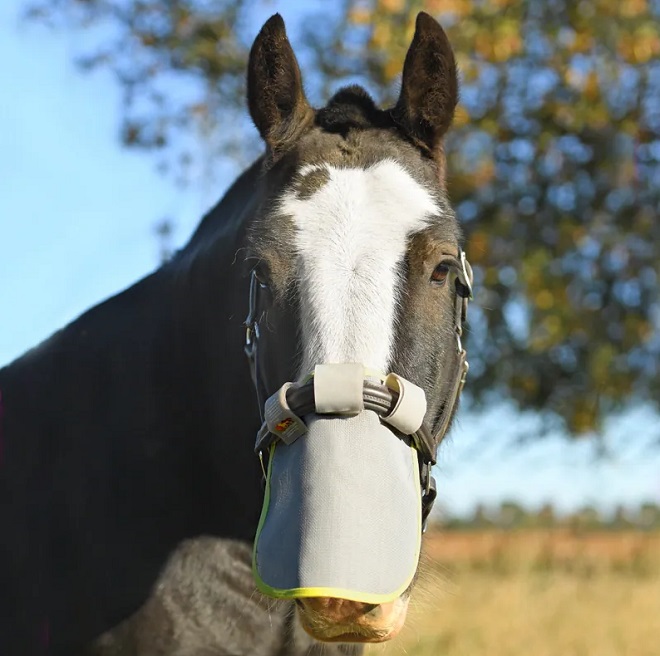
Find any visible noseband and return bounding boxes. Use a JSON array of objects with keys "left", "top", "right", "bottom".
[{"left": 244, "top": 251, "right": 473, "bottom": 531}]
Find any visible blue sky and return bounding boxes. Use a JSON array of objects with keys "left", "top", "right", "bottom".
[{"left": 1, "top": 0, "right": 658, "bottom": 516}]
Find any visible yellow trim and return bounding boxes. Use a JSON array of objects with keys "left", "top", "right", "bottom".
[{"left": 252, "top": 443, "right": 422, "bottom": 603}]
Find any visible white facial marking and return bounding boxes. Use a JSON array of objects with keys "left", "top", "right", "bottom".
[{"left": 280, "top": 160, "right": 439, "bottom": 374}]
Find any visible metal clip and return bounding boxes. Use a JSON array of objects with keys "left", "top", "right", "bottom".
[
  {"left": 424, "top": 462, "right": 432, "bottom": 496},
  {"left": 461, "top": 359, "right": 470, "bottom": 384},
  {"left": 457, "top": 358, "right": 470, "bottom": 398},
  {"left": 459, "top": 250, "right": 473, "bottom": 299},
  {"left": 455, "top": 330, "right": 463, "bottom": 354}
]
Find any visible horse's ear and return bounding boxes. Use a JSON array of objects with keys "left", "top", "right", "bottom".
[
  {"left": 247, "top": 14, "right": 313, "bottom": 153},
  {"left": 393, "top": 13, "right": 458, "bottom": 156}
]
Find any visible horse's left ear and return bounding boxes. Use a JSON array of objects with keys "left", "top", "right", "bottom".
[
  {"left": 247, "top": 14, "right": 314, "bottom": 154},
  {"left": 393, "top": 13, "right": 458, "bottom": 156}
]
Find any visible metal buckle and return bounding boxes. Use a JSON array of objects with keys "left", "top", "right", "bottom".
[
  {"left": 457, "top": 357, "right": 469, "bottom": 398},
  {"left": 461, "top": 359, "right": 470, "bottom": 384}
]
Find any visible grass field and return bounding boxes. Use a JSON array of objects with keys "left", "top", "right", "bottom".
[{"left": 368, "top": 530, "right": 660, "bottom": 656}]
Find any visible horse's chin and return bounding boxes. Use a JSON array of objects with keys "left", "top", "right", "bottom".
[{"left": 296, "top": 596, "right": 409, "bottom": 644}]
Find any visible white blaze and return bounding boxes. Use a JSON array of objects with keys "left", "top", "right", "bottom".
[{"left": 280, "top": 160, "right": 439, "bottom": 374}]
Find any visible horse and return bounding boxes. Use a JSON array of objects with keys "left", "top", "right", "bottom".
[{"left": 0, "top": 12, "right": 472, "bottom": 655}]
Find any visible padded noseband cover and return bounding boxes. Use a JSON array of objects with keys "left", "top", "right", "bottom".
[
  {"left": 383, "top": 373, "right": 427, "bottom": 435},
  {"left": 313, "top": 363, "right": 365, "bottom": 415}
]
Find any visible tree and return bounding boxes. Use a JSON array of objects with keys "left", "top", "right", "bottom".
[{"left": 23, "top": 0, "right": 660, "bottom": 435}]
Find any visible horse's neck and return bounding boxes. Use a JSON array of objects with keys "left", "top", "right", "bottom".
[
  {"left": 0, "top": 162, "right": 268, "bottom": 652},
  {"left": 1, "top": 156, "right": 263, "bottom": 483}
]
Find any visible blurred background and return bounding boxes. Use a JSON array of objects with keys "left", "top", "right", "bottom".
[{"left": 1, "top": 0, "right": 659, "bottom": 653}]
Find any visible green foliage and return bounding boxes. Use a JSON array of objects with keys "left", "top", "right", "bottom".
[{"left": 22, "top": 0, "right": 660, "bottom": 434}]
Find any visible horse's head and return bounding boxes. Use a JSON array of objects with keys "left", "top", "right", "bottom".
[{"left": 243, "top": 12, "right": 471, "bottom": 644}]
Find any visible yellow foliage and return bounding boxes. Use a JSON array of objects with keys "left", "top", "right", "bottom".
[
  {"left": 492, "top": 20, "right": 523, "bottom": 61},
  {"left": 516, "top": 375, "right": 539, "bottom": 395},
  {"left": 633, "top": 25, "right": 660, "bottom": 62},
  {"left": 590, "top": 344, "right": 616, "bottom": 381},
  {"left": 542, "top": 315, "right": 561, "bottom": 337},
  {"left": 453, "top": 104, "right": 470, "bottom": 127},
  {"left": 475, "top": 29, "right": 494, "bottom": 59},
  {"left": 466, "top": 230, "right": 488, "bottom": 264},
  {"left": 587, "top": 103, "right": 610, "bottom": 130},
  {"left": 584, "top": 70, "right": 600, "bottom": 102},
  {"left": 572, "top": 30, "right": 595, "bottom": 53},
  {"left": 348, "top": 7, "right": 373, "bottom": 25},
  {"left": 424, "top": 0, "right": 471, "bottom": 18},
  {"left": 535, "top": 290, "right": 555, "bottom": 311},
  {"left": 622, "top": 0, "right": 648, "bottom": 17},
  {"left": 571, "top": 406, "right": 598, "bottom": 434},
  {"left": 370, "top": 20, "right": 392, "bottom": 49},
  {"left": 379, "top": 0, "right": 407, "bottom": 11},
  {"left": 474, "top": 160, "right": 495, "bottom": 184}
]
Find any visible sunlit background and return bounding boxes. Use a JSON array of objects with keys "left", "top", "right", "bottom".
[{"left": 1, "top": 0, "right": 659, "bottom": 652}]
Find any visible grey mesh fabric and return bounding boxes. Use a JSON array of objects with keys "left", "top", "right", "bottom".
[{"left": 253, "top": 410, "right": 422, "bottom": 602}]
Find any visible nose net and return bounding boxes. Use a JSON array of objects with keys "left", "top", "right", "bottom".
[{"left": 252, "top": 410, "right": 421, "bottom": 603}]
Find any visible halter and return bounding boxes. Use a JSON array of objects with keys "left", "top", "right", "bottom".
[{"left": 244, "top": 251, "right": 473, "bottom": 531}]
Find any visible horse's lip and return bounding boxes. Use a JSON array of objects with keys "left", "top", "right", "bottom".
[
  {"left": 310, "top": 630, "right": 399, "bottom": 643},
  {"left": 300, "top": 622, "right": 401, "bottom": 643}
]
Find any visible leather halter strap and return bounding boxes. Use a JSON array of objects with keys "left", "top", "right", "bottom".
[{"left": 244, "top": 250, "right": 473, "bottom": 529}]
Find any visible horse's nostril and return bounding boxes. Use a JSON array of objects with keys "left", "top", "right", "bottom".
[
  {"left": 298, "top": 597, "right": 381, "bottom": 623},
  {"left": 296, "top": 596, "right": 409, "bottom": 642}
]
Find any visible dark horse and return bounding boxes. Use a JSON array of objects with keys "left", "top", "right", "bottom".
[{"left": 0, "top": 12, "right": 472, "bottom": 656}]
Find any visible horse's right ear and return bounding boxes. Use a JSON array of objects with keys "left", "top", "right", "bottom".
[{"left": 248, "top": 14, "right": 313, "bottom": 154}]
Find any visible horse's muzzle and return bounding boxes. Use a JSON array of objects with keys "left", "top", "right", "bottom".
[{"left": 296, "top": 596, "right": 409, "bottom": 643}]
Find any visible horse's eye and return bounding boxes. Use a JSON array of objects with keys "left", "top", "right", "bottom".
[{"left": 430, "top": 263, "right": 450, "bottom": 285}]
